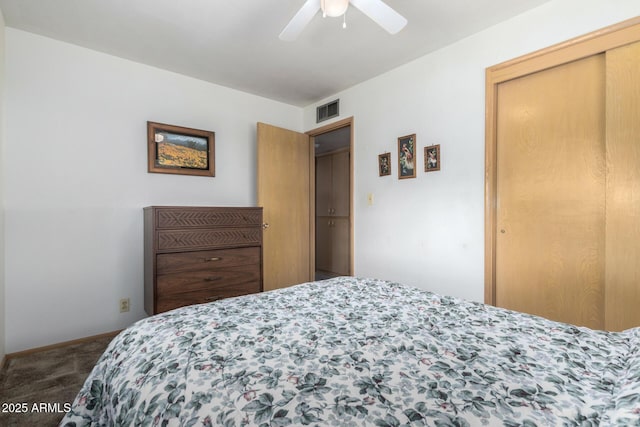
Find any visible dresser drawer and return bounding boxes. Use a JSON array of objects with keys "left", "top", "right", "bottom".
[
  {"left": 156, "top": 207, "right": 262, "bottom": 229},
  {"left": 156, "top": 267, "right": 261, "bottom": 313},
  {"left": 157, "top": 264, "right": 260, "bottom": 295},
  {"left": 156, "top": 282, "right": 260, "bottom": 313},
  {"left": 156, "top": 247, "right": 259, "bottom": 275},
  {"left": 157, "top": 228, "right": 261, "bottom": 251}
]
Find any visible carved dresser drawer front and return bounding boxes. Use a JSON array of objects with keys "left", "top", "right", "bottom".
[
  {"left": 156, "top": 208, "right": 261, "bottom": 229},
  {"left": 156, "top": 247, "right": 260, "bottom": 275},
  {"left": 157, "top": 228, "right": 261, "bottom": 251}
]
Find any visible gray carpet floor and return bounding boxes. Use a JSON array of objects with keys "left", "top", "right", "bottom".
[{"left": 0, "top": 334, "right": 114, "bottom": 426}]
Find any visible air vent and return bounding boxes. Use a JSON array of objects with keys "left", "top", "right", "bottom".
[{"left": 316, "top": 99, "right": 339, "bottom": 123}]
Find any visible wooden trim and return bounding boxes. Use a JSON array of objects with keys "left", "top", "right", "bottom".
[
  {"left": 348, "top": 122, "right": 354, "bottom": 275},
  {"left": 485, "top": 16, "right": 640, "bottom": 305},
  {"left": 4, "top": 330, "right": 121, "bottom": 361},
  {"left": 487, "top": 16, "right": 640, "bottom": 85},
  {"left": 307, "top": 117, "right": 353, "bottom": 137},
  {"left": 316, "top": 147, "right": 349, "bottom": 157},
  {"left": 484, "top": 75, "right": 498, "bottom": 305},
  {"left": 308, "top": 135, "right": 316, "bottom": 281},
  {"left": 307, "top": 117, "right": 355, "bottom": 276}
]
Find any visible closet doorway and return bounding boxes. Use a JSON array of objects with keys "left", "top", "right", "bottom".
[
  {"left": 485, "top": 17, "right": 640, "bottom": 331},
  {"left": 309, "top": 118, "right": 353, "bottom": 280}
]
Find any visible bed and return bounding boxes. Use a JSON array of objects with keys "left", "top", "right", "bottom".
[{"left": 61, "top": 277, "right": 640, "bottom": 426}]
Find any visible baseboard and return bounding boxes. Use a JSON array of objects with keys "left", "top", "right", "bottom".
[{"left": 5, "top": 330, "right": 122, "bottom": 361}]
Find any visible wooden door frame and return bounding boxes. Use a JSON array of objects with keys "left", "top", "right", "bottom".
[
  {"left": 485, "top": 17, "right": 640, "bottom": 305},
  {"left": 306, "top": 117, "right": 354, "bottom": 277}
]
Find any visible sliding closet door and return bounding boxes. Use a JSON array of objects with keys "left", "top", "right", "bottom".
[
  {"left": 605, "top": 40, "right": 640, "bottom": 331},
  {"left": 495, "top": 55, "right": 606, "bottom": 329},
  {"left": 487, "top": 18, "right": 640, "bottom": 331}
]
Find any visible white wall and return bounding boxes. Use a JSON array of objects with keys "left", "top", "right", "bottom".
[
  {"left": 5, "top": 0, "right": 639, "bottom": 353},
  {"left": 304, "top": 0, "right": 640, "bottom": 302},
  {"left": 0, "top": 8, "right": 6, "bottom": 362},
  {"left": 4, "top": 29, "right": 302, "bottom": 352}
]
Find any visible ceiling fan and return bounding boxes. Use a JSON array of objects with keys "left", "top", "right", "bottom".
[{"left": 279, "top": 0, "right": 407, "bottom": 41}]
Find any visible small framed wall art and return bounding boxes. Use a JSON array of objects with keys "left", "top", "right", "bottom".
[
  {"left": 147, "top": 121, "right": 215, "bottom": 177},
  {"left": 378, "top": 153, "right": 391, "bottom": 176},
  {"left": 424, "top": 144, "right": 441, "bottom": 172},
  {"left": 398, "top": 134, "right": 416, "bottom": 179}
]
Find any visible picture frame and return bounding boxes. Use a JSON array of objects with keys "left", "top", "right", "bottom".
[
  {"left": 378, "top": 153, "right": 391, "bottom": 176},
  {"left": 147, "top": 121, "right": 215, "bottom": 177},
  {"left": 424, "top": 144, "right": 441, "bottom": 172},
  {"left": 398, "top": 134, "right": 416, "bottom": 179}
]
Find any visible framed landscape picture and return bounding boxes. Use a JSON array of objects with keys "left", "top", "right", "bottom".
[
  {"left": 147, "top": 121, "right": 215, "bottom": 177},
  {"left": 398, "top": 134, "right": 416, "bottom": 179}
]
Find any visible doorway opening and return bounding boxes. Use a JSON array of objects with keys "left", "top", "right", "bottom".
[{"left": 307, "top": 118, "right": 353, "bottom": 280}]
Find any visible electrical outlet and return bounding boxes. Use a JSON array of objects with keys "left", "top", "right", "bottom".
[{"left": 119, "top": 298, "right": 130, "bottom": 313}]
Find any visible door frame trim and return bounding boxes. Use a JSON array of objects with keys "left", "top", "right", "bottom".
[
  {"left": 307, "top": 117, "right": 354, "bottom": 277},
  {"left": 485, "top": 17, "right": 640, "bottom": 305}
]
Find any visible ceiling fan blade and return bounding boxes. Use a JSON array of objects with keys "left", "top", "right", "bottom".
[
  {"left": 350, "top": 0, "right": 407, "bottom": 34},
  {"left": 279, "top": 0, "right": 321, "bottom": 41}
]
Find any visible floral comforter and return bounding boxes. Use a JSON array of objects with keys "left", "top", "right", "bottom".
[{"left": 61, "top": 277, "right": 640, "bottom": 426}]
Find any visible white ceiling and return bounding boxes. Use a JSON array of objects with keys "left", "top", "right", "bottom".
[{"left": 0, "top": 0, "right": 552, "bottom": 107}]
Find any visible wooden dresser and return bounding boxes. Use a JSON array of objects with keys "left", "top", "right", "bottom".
[{"left": 144, "top": 206, "right": 263, "bottom": 315}]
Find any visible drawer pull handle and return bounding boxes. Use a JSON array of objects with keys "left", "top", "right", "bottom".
[
  {"left": 204, "top": 276, "right": 222, "bottom": 282},
  {"left": 205, "top": 296, "right": 222, "bottom": 302},
  {"left": 205, "top": 257, "right": 222, "bottom": 262}
]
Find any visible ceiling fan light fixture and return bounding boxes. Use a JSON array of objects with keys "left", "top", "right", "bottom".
[
  {"left": 321, "top": 0, "right": 349, "bottom": 17},
  {"left": 280, "top": 0, "right": 407, "bottom": 41}
]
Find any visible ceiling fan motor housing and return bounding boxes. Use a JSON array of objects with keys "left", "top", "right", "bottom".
[{"left": 321, "top": 0, "right": 349, "bottom": 17}]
